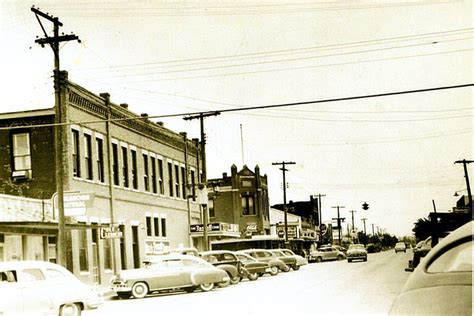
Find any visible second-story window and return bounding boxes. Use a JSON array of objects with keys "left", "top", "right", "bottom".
[
  {"left": 143, "top": 153, "right": 149, "bottom": 192},
  {"left": 72, "top": 129, "right": 80, "bottom": 178},
  {"left": 158, "top": 159, "right": 164, "bottom": 195},
  {"left": 168, "top": 162, "right": 174, "bottom": 197},
  {"left": 208, "top": 199, "right": 215, "bottom": 218},
  {"left": 122, "top": 146, "right": 129, "bottom": 188},
  {"left": 174, "top": 165, "right": 180, "bottom": 198},
  {"left": 150, "top": 157, "right": 157, "bottom": 194},
  {"left": 131, "top": 149, "right": 138, "bottom": 190},
  {"left": 96, "top": 137, "right": 104, "bottom": 183},
  {"left": 84, "top": 134, "right": 93, "bottom": 180},
  {"left": 112, "top": 143, "right": 119, "bottom": 185},
  {"left": 242, "top": 195, "right": 255, "bottom": 215},
  {"left": 12, "top": 132, "right": 31, "bottom": 172},
  {"left": 191, "top": 170, "right": 196, "bottom": 201}
]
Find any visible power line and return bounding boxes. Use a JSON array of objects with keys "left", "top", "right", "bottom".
[{"left": 0, "top": 83, "right": 472, "bottom": 131}]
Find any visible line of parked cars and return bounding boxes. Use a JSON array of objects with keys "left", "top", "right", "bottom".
[
  {"left": 308, "top": 243, "right": 368, "bottom": 263},
  {"left": 110, "top": 248, "right": 308, "bottom": 300}
]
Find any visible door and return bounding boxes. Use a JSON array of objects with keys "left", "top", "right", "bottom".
[
  {"left": 91, "top": 229, "right": 100, "bottom": 284},
  {"left": 19, "top": 268, "right": 54, "bottom": 315}
]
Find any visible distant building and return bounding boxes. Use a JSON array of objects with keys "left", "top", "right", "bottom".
[
  {"left": 269, "top": 207, "right": 302, "bottom": 239},
  {"left": 207, "top": 165, "right": 271, "bottom": 238},
  {"left": 0, "top": 72, "right": 203, "bottom": 285}
]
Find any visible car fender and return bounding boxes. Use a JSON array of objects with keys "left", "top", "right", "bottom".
[
  {"left": 268, "top": 259, "right": 286, "bottom": 270},
  {"left": 214, "top": 265, "right": 238, "bottom": 278},
  {"left": 191, "top": 269, "right": 228, "bottom": 285}
]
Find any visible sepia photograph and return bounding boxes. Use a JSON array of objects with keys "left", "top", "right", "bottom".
[{"left": 0, "top": 1, "right": 472, "bottom": 315}]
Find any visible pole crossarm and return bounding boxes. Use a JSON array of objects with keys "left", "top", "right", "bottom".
[
  {"left": 183, "top": 111, "right": 221, "bottom": 121},
  {"left": 31, "top": 7, "right": 63, "bottom": 26},
  {"left": 272, "top": 161, "right": 296, "bottom": 243},
  {"left": 35, "top": 34, "right": 79, "bottom": 45}
]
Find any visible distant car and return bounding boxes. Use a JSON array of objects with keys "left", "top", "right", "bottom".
[
  {"left": 395, "top": 242, "right": 407, "bottom": 253},
  {"left": 279, "top": 249, "right": 308, "bottom": 267},
  {"left": 200, "top": 250, "right": 245, "bottom": 286},
  {"left": 309, "top": 246, "right": 346, "bottom": 263},
  {"left": 0, "top": 260, "right": 102, "bottom": 316},
  {"left": 346, "top": 244, "right": 368, "bottom": 263},
  {"left": 240, "top": 249, "right": 289, "bottom": 275},
  {"left": 234, "top": 252, "right": 269, "bottom": 281},
  {"left": 390, "top": 221, "right": 473, "bottom": 315},
  {"left": 110, "top": 254, "right": 229, "bottom": 299},
  {"left": 411, "top": 237, "right": 432, "bottom": 269}
]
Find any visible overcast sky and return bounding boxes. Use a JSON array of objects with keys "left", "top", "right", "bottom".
[{"left": 1, "top": 0, "right": 472, "bottom": 236}]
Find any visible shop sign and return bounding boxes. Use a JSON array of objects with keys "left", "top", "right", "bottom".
[
  {"left": 53, "top": 192, "right": 94, "bottom": 216},
  {"left": 100, "top": 226, "right": 122, "bottom": 239},
  {"left": 246, "top": 223, "right": 258, "bottom": 232}
]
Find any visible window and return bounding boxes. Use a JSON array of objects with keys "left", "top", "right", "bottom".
[
  {"left": 96, "top": 138, "right": 104, "bottom": 183},
  {"left": 122, "top": 147, "right": 129, "bottom": 188},
  {"left": 112, "top": 143, "right": 119, "bottom": 185},
  {"left": 161, "top": 218, "right": 167, "bottom": 237},
  {"left": 428, "top": 240, "right": 473, "bottom": 273},
  {"left": 78, "top": 229, "right": 89, "bottom": 272},
  {"left": 0, "top": 234, "right": 4, "bottom": 262},
  {"left": 146, "top": 216, "right": 152, "bottom": 236},
  {"left": 44, "top": 268, "right": 66, "bottom": 279},
  {"left": 175, "top": 165, "right": 180, "bottom": 198},
  {"left": 131, "top": 149, "right": 138, "bottom": 189},
  {"left": 154, "top": 217, "right": 160, "bottom": 237},
  {"left": 150, "top": 157, "right": 157, "bottom": 194},
  {"left": 22, "top": 269, "right": 45, "bottom": 282},
  {"left": 208, "top": 199, "right": 215, "bottom": 218},
  {"left": 191, "top": 170, "right": 196, "bottom": 201},
  {"left": 104, "top": 238, "right": 112, "bottom": 270},
  {"left": 72, "top": 129, "right": 80, "bottom": 177},
  {"left": 12, "top": 133, "right": 31, "bottom": 172},
  {"left": 168, "top": 162, "right": 174, "bottom": 197},
  {"left": 84, "top": 134, "right": 93, "bottom": 180},
  {"left": 143, "top": 154, "right": 149, "bottom": 192},
  {"left": 242, "top": 180, "right": 253, "bottom": 187},
  {"left": 181, "top": 166, "right": 186, "bottom": 199},
  {"left": 158, "top": 159, "right": 164, "bottom": 195},
  {"left": 242, "top": 195, "right": 255, "bottom": 215}
]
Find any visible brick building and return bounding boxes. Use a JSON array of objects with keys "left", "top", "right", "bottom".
[
  {"left": 0, "top": 72, "right": 203, "bottom": 285},
  {"left": 207, "top": 165, "right": 271, "bottom": 238}
]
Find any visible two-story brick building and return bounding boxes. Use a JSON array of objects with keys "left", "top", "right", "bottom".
[
  {"left": 0, "top": 72, "right": 204, "bottom": 284},
  {"left": 206, "top": 165, "right": 271, "bottom": 239}
]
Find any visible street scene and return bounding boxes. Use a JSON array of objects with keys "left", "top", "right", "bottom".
[{"left": 0, "top": 1, "right": 472, "bottom": 315}]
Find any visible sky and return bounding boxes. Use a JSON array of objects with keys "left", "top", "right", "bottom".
[{"left": 1, "top": 0, "right": 472, "bottom": 236}]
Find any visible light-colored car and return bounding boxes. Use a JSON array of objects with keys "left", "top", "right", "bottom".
[
  {"left": 395, "top": 242, "right": 407, "bottom": 253},
  {"left": 0, "top": 260, "right": 102, "bottom": 316},
  {"left": 240, "top": 249, "right": 289, "bottom": 275},
  {"left": 309, "top": 246, "right": 346, "bottom": 263},
  {"left": 390, "top": 221, "right": 473, "bottom": 315},
  {"left": 269, "top": 249, "right": 299, "bottom": 270},
  {"left": 346, "top": 244, "right": 368, "bottom": 263},
  {"left": 279, "top": 249, "right": 308, "bottom": 267},
  {"left": 110, "top": 254, "right": 229, "bottom": 299}
]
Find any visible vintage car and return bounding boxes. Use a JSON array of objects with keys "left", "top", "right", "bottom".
[
  {"left": 346, "top": 244, "right": 368, "bottom": 263},
  {"left": 199, "top": 250, "right": 245, "bottom": 286},
  {"left": 269, "top": 249, "right": 299, "bottom": 270},
  {"left": 394, "top": 242, "right": 407, "bottom": 253},
  {"left": 390, "top": 221, "right": 473, "bottom": 315},
  {"left": 240, "top": 249, "right": 290, "bottom": 275},
  {"left": 309, "top": 246, "right": 346, "bottom": 263},
  {"left": 234, "top": 252, "right": 269, "bottom": 281},
  {"left": 0, "top": 260, "right": 102, "bottom": 316},
  {"left": 278, "top": 248, "right": 308, "bottom": 267},
  {"left": 110, "top": 254, "right": 229, "bottom": 299}
]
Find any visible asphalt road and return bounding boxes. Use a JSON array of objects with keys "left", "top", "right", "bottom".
[{"left": 85, "top": 250, "right": 413, "bottom": 316}]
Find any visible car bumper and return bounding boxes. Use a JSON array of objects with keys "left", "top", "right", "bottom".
[{"left": 347, "top": 254, "right": 367, "bottom": 260}]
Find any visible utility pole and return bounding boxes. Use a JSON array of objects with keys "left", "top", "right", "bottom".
[
  {"left": 371, "top": 223, "right": 375, "bottom": 236},
  {"left": 331, "top": 206, "right": 345, "bottom": 245},
  {"left": 183, "top": 111, "right": 220, "bottom": 251},
  {"left": 315, "top": 194, "right": 326, "bottom": 244},
  {"left": 272, "top": 161, "right": 296, "bottom": 244},
  {"left": 32, "top": 6, "right": 80, "bottom": 267},
  {"left": 361, "top": 218, "right": 367, "bottom": 234},
  {"left": 349, "top": 210, "right": 356, "bottom": 231},
  {"left": 454, "top": 159, "right": 473, "bottom": 215}
]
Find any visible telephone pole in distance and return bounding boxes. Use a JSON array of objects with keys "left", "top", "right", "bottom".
[
  {"left": 331, "top": 206, "right": 345, "bottom": 245},
  {"left": 272, "top": 161, "right": 296, "bottom": 244}
]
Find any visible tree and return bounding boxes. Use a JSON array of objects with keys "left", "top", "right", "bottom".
[{"left": 412, "top": 217, "right": 432, "bottom": 242}]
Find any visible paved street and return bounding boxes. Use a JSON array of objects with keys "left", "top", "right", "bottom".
[{"left": 86, "top": 250, "right": 412, "bottom": 316}]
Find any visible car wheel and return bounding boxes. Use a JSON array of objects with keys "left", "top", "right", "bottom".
[
  {"left": 347, "top": 259, "right": 352, "bottom": 263},
  {"left": 337, "top": 255, "right": 344, "bottom": 261},
  {"left": 59, "top": 303, "right": 81, "bottom": 316},
  {"left": 247, "top": 272, "right": 259, "bottom": 281},
  {"left": 316, "top": 257, "right": 323, "bottom": 263},
  {"left": 185, "top": 286, "right": 196, "bottom": 293},
  {"left": 269, "top": 266, "right": 279, "bottom": 276},
  {"left": 199, "top": 282, "right": 214, "bottom": 292},
  {"left": 218, "top": 278, "right": 230, "bottom": 287},
  {"left": 230, "top": 275, "right": 241, "bottom": 285},
  {"left": 117, "top": 291, "right": 132, "bottom": 299},
  {"left": 282, "top": 265, "right": 291, "bottom": 272},
  {"left": 131, "top": 282, "right": 149, "bottom": 299},
  {"left": 292, "top": 264, "right": 300, "bottom": 271}
]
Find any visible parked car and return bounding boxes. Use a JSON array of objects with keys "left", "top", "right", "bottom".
[
  {"left": 346, "top": 244, "right": 368, "bottom": 263},
  {"left": 309, "top": 246, "right": 346, "bottom": 263},
  {"left": 408, "top": 237, "right": 433, "bottom": 270},
  {"left": 234, "top": 252, "right": 269, "bottom": 281},
  {"left": 0, "top": 260, "right": 102, "bottom": 316},
  {"left": 200, "top": 250, "right": 245, "bottom": 286},
  {"left": 279, "top": 248, "right": 308, "bottom": 267},
  {"left": 240, "top": 249, "right": 289, "bottom": 275},
  {"left": 366, "top": 243, "right": 382, "bottom": 253},
  {"left": 269, "top": 249, "right": 299, "bottom": 270},
  {"left": 110, "top": 254, "right": 229, "bottom": 299},
  {"left": 390, "top": 221, "right": 473, "bottom": 315},
  {"left": 395, "top": 242, "right": 407, "bottom": 253}
]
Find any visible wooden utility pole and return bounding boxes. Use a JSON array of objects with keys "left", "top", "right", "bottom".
[
  {"left": 272, "top": 161, "right": 296, "bottom": 243},
  {"left": 32, "top": 6, "right": 80, "bottom": 267},
  {"left": 361, "top": 218, "right": 367, "bottom": 234},
  {"left": 183, "top": 111, "right": 220, "bottom": 251},
  {"left": 331, "top": 206, "right": 345, "bottom": 245},
  {"left": 454, "top": 159, "right": 473, "bottom": 215},
  {"left": 314, "top": 194, "right": 326, "bottom": 243}
]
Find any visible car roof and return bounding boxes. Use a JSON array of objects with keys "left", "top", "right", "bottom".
[
  {"left": 145, "top": 253, "right": 200, "bottom": 262},
  {"left": 200, "top": 250, "right": 234, "bottom": 255},
  {"left": 0, "top": 260, "right": 62, "bottom": 270}
]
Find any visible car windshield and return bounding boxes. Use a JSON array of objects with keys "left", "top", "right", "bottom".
[{"left": 348, "top": 244, "right": 365, "bottom": 250}]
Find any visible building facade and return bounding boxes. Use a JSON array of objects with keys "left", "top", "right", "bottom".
[
  {"left": 0, "top": 72, "right": 203, "bottom": 285},
  {"left": 207, "top": 165, "right": 271, "bottom": 238}
]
